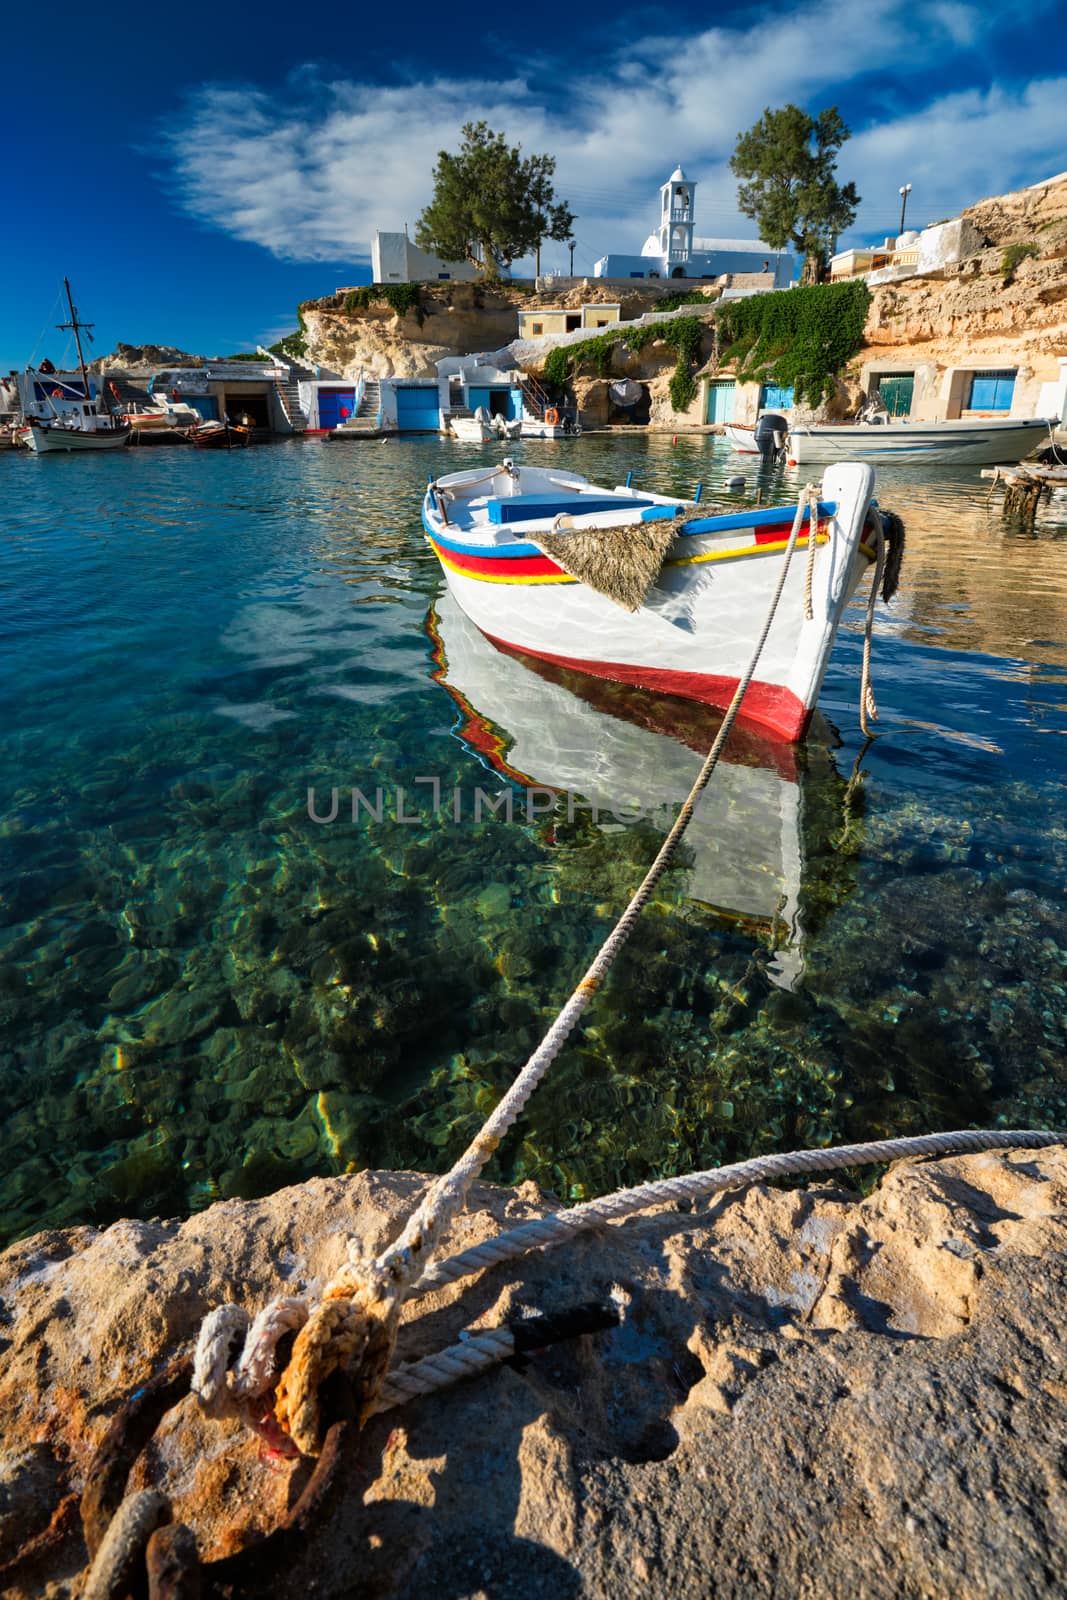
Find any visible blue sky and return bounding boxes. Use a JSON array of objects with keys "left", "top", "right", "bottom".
[{"left": 3, "top": 0, "right": 1064, "bottom": 371}]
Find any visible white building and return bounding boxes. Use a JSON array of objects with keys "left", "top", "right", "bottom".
[
  {"left": 593, "top": 166, "right": 793, "bottom": 285},
  {"left": 371, "top": 231, "right": 482, "bottom": 285}
]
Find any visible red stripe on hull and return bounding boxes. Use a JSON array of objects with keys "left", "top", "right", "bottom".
[
  {"left": 480, "top": 632, "right": 811, "bottom": 742},
  {"left": 431, "top": 540, "right": 563, "bottom": 579}
]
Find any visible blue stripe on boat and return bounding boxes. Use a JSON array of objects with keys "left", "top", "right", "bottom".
[{"left": 422, "top": 498, "right": 839, "bottom": 557}]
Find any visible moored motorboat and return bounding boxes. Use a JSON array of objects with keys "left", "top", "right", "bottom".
[
  {"left": 726, "top": 414, "right": 1056, "bottom": 466},
  {"left": 422, "top": 459, "right": 885, "bottom": 742},
  {"left": 520, "top": 409, "right": 581, "bottom": 439},
  {"left": 450, "top": 412, "right": 495, "bottom": 443},
  {"left": 23, "top": 416, "right": 130, "bottom": 453}
]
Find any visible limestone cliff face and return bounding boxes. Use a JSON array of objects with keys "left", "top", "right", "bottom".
[
  {"left": 302, "top": 284, "right": 520, "bottom": 380},
  {"left": 300, "top": 281, "right": 692, "bottom": 381},
  {"left": 857, "top": 175, "right": 1067, "bottom": 391}
]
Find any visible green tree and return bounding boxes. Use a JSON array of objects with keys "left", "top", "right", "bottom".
[
  {"left": 416, "top": 122, "right": 575, "bottom": 278},
  {"left": 730, "top": 105, "right": 860, "bottom": 284}
]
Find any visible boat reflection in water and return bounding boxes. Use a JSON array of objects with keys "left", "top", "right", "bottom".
[{"left": 428, "top": 591, "right": 846, "bottom": 990}]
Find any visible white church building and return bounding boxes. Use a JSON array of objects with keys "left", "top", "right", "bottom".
[{"left": 593, "top": 165, "right": 794, "bottom": 286}]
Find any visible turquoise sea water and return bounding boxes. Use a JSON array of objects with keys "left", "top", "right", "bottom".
[{"left": 1, "top": 435, "right": 1065, "bottom": 1244}]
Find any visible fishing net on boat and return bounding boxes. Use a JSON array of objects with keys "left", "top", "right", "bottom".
[{"left": 534, "top": 509, "right": 730, "bottom": 612}]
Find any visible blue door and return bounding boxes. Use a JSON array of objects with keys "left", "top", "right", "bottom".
[
  {"left": 759, "top": 383, "right": 795, "bottom": 410},
  {"left": 317, "top": 389, "right": 356, "bottom": 430},
  {"left": 707, "top": 381, "right": 736, "bottom": 424},
  {"left": 395, "top": 386, "right": 440, "bottom": 432},
  {"left": 967, "top": 371, "right": 1015, "bottom": 411}
]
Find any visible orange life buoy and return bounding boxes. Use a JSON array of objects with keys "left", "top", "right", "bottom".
[{"left": 544, "top": 407, "right": 559, "bottom": 426}]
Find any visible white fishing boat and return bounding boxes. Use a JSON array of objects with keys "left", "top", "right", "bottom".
[
  {"left": 422, "top": 459, "right": 884, "bottom": 743},
  {"left": 520, "top": 409, "right": 581, "bottom": 439},
  {"left": 726, "top": 414, "right": 1055, "bottom": 466},
  {"left": 450, "top": 411, "right": 495, "bottom": 443},
  {"left": 428, "top": 589, "right": 828, "bottom": 985},
  {"left": 22, "top": 280, "right": 130, "bottom": 455}
]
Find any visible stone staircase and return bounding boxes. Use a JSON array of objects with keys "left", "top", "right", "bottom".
[
  {"left": 521, "top": 373, "right": 554, "bottom": 420},
  {"left": 333, "top": 376, "right": 383, "bottom": 437},
  {"left": 275, "top": 372, "right": 309, "bottom": 432},
  {"left": 257, "top": 347, "right": 312, "bottom": 432},
  {"left": 357, "top": 378, "right": 381, "bottom": 420}
]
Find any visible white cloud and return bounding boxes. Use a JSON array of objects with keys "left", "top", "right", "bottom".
[
  {"left": 164, "top": 0, "right": 1058, "bottom": 272},
  {"left": 842, "top": 79, "right": 1067, "bottom": 238}
]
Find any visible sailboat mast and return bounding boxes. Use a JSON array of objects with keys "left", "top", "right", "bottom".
[{"left": 59, "top": 278, "right": 94, "bottom": 410}]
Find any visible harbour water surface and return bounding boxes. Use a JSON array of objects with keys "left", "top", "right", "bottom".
[{"left": 1, "top": 435, "right": 1065, "bottom": 1243}]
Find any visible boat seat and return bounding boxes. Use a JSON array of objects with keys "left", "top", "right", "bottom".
[{"left": 486, "top": 493, "right": 659, "bottom": 524}]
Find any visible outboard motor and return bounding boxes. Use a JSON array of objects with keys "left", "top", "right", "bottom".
[{"left": 754, "top": 411, "right": 789, "bottom": 464}]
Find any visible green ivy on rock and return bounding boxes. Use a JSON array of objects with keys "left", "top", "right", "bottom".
[
  {"left": 540, "top": 315, "right": 709, "bottom": 414},
  {"left": 343, "top": 285, "right": 427, "bottom": 326},
  {"left": 715, "top": 281, "right": 870, "bottom": 406}
]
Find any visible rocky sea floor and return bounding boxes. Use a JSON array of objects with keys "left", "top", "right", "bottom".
[{"left": 1, "top": 436, "right": 1065, "bottom": 1243}]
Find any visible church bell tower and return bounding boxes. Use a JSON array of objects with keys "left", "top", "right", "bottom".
[{"left": 658, "top": 165, "right": 695, "bottom": 274}]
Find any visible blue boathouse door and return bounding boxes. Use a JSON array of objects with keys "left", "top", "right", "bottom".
[
  {"left": 395, "top": 386, "right": 441, "bottom": 432},
  {"left": 317, "top": 389, "right": 356, "bottom": 430},
  {"left": 706, "top": 380, "right": 736, "bottom": 424}
]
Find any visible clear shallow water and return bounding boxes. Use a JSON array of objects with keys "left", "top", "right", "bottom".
[{"left": 1, "top": 435, "right": 1065, "bottom": 1244}]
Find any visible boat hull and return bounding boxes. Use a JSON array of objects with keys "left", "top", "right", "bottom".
[
  {"left": 724, "top": 424, "right": 761, "bottom": 454},
  {"left": 788, "top": 416, "right": 1054, "bottom": 465},
  {"left": 187, "top": 424, "right": 250, "bottom": 449},
  {"left": 24, "top": 424, "right": 130, "bottom": 453},
  {"left": 520, "top": 420, "right": 576, "bottom": 439},
  {"left": 450, "top": 418, "right": 494, "bottom": 442},
  {"left": 423, "top": 463, "right": 875, "bottom": 742}
]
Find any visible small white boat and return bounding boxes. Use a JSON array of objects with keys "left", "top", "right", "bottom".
[
  {"left": 429, "top": 589, "right": 827, "bottom": 986},
  {"left": 451, "top": 408, "right": 494, "bottom": 443},
  {"left": 521, "top": 411, "right": 581, "bottom": 439},
  {"left": 422, "top": 459, "right": 881, "bottom": 743},
  {"left": 726, "top": 415, "right": 1056, "bottom": 466}
]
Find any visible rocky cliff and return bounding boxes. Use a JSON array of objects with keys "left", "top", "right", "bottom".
[
  {"left": 858, "top": 174, "right": 1067, "bottom": 393},
  {"left": 300, "top": 282, "right": 691, "bottom": 381},
  {"left": 1, "top": 1144, "right": 1064, "bottom": 1598}
]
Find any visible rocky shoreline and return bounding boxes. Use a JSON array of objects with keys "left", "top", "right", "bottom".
[{"left": 1, "top": 1142, "right": 1064, "bottom": 1597}]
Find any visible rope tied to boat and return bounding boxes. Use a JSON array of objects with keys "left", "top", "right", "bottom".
[
  {"left": 191, "top": 481, "right": 822, "bottom": 1455},
  {"left": 856, "top": 504, "right": 905, "bottom": 737}
]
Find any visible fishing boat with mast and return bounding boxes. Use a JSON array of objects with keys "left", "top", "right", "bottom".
[{"left": 19, "top": 280, "right": 130, "bottom": 454}]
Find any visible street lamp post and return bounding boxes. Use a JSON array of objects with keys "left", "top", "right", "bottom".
[
  {"left": 898, "top": 183, "right": 913, "bottom": 236},
  {"left": 568, "top": 239, "right": 576, "bottom": 275}
]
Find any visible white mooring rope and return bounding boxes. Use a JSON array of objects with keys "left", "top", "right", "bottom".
[
  {"left": 189, "top": 480, "right": 1062, "bottom": 1458},
  {"left": 193, "top": 480, "right": 820, "bottom": 1448}
]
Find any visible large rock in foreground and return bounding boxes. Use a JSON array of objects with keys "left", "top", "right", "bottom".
[{"left": 1, "top": 1146, "right": 1064, "bottom": 1597}]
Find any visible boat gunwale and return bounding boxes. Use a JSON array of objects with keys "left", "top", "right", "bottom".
[{"left": 422, "top": 497, "right": 837, "bottom": 558}]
